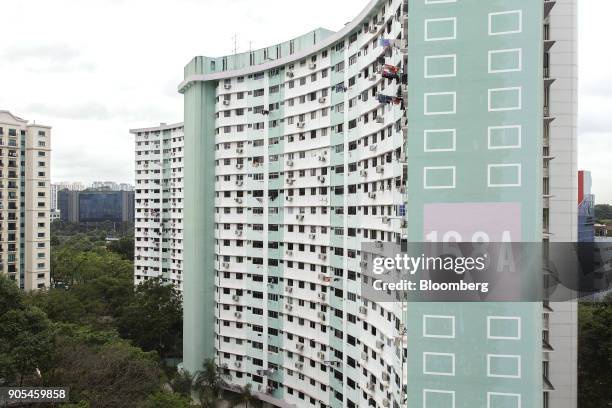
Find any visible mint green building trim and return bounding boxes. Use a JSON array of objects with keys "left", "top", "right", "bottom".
[{"left": 182, "top": 58, "right": 218, "bottom": 374}]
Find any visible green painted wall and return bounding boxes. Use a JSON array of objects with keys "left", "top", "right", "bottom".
[
  {"left": 182, "top": 71, "right": 218, "bottom": 374},
  {"left": 406, "top": 0, "right": 543, "bottom": 406}
]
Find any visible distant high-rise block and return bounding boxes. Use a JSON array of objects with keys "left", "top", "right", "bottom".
[{"left": 130, "top": 123, "right": 184, "bottom": 289}]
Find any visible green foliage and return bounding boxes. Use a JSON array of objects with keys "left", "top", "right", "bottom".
[
  {"left": 594, "top": 204, "right": 612, "bottom": 222},
  {"left": 143, "top": 391, "right": 191, "bottom": 408},
  {"left": 116, "top": 279, "right": 183, "bottom": 358},
  {"left": 107, "top": 236, "right": 135, "bottom": 261},
  {"left": 47, "top": 325, "right": 163, "bottom": 408},
  {"left": 578, "top": 298, "right": 612, "bottom": 408},
  {"left": 194, "top": 359, "right": 224, "bottom": 408},
  {"left": 0, "top": 276, "right": 55, "bottom": 387}
]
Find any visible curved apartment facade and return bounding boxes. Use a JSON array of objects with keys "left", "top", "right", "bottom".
[{"left": 179, "top": 0, "right": 577, "bottom": 407}]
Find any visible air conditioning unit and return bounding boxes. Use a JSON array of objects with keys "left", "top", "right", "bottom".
[
  {"left": 234, "top": 312, "right": 242, "bottom": 318},
  {"left": 285, "top": 304, "right": 293, "bottom": 311},
  {"left": 285, "top": 286, "right": 293, "bottom": 293},
  {"left": 235, "top": 230, "right": 243, "bottom": 236},
  {"left": 382, "top": 217, "right": 391, "bottom": 224},
  {"left": 223, "top": 100, "right": 230, "bottom": 106},
  {"left": 359, "top": 260, "right": 367, "bottom": 267},
  {"left": 286, "top": 70, "right": 294, "bottom": 77},
  {"left": 308, "top": 63, "right": 316, "bottom": 70},
  {"left": 317, "top": 352, "right": 325, "bottom": 360},
  {"left": 296, "top": 344, "right": 304, "bottom": 351},
  {"left": 360, "top": 170, "right": 367, "bottom": 177},
  {"left": 296, "top": 214, "right": 304, "bottom": 221},
  {"left": 369, "top": 144, "right": 377, "bottom": 151},
  {"left": 296, "top": 122, "right": 305, "bottom": 128},
  {"left": 309, "top": 233, "right": 316, "bottom": 239},
  {"left": 222, "top": 262, "right": 230, "bottom": 268},
  {"left": 232, "top": 295, "right": 240, "bottom": 301},
  {"left": 361, "top": 352, "right": 369, "bottom": 361},
  {"left": 318, "top": 293, "right": 326, "bottom": 301},
  {"left": 318, "top": 97, "right": 326, "bottom": 103},
  {"left": 234, "top": 198, "right": 243, "bottom": 204},
  {"left": 317, "top": 176, "right": 325, "bottom": 182},
  {"left": 318, "top": 254, "right": 327, "bottom": 261},
  {"left": 234, "top": 361, "right": 242, "bottom": 368},
  {"left": 376, "top": 340, "right": 384, "bottom": 349},
  {"left": 318, "top": 155, "right": 326, "bottom": 162},
  {"left": 286, "top": 160, "right": 294, "bottom": 166},
  {"left": 359, "top": 306, "right": 368, "bottom": 315},
  {"left": 376, "top": 116, "right": 384, "bottom": 124},
  {"left": 375, "top": 241, "right": 383, "bottom": 248},
  {"left": 295, "top": 362, "right": 304, "bottom": 369},
  {"left": 285, "top": 196, "right": 293, "bottom": 202},
  {"left": 369, "top": 26, "right": 378, "bottom": 33},
  {"left": 376, "top": 17, "right": 385, "bottom": 25},
  {"left": 376, "top": 166, "right": 384, "bottom": 174},
  {"left": 236, "top": 148, "right": 243, "bottom": 154},
  {"left": 367, "top": 382, "right": 375, "bottom": 391},
  {"left": 382, "top": 398, "right": 390, "bottom": 407},
  {"left": 224, "top": 83, "right": 231, "bottom": 90},
  {"left": 287, "top": 298, "right": 293, "bottom": 304},
  {"left": 318, "top": 312, "right": 326, "bottom": 321},
  {"left": 382, "top": 372, "right": 390, "bottom": 382},
  {"left": 236, "top": 164, "right": 243, "bottom": 169},
  {"left": 286, "top": 250, "right": 293, "bottom": 256},
  {"left": 368, "top": 75, "right": 377, "bottom": 81},
  {"left": 368, "top": 192, "right": 377, "bottom": 199}
]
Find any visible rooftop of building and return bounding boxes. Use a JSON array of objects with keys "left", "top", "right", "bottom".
[{"left": 178, "top": 0, "right": 382, "bottom": 92}]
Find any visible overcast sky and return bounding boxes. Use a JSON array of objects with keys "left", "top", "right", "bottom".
[{"left": 0, "top": 0, "right": 610, "bottom": 202}]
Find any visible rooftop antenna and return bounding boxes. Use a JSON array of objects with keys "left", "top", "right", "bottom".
[{"left": 232, "top": 34, "right": 238, "bottom": 55}]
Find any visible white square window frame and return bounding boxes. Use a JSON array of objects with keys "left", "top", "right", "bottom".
[
  {"left": 488, "top": 87, "right": 522, "bottom": 112},
  {"left": 423, "top": 389, "right": 456, "bottom": 408},
  {"left": 424, "top": 92, "right": 457, "bottom": 115},
  {"left": 488, "top": 10, "right": 523, "bottom": 36},
  {"left": 487, "top": 125, "right": 522, "bottom": 150},
  {"left": 487, "top": 164, "right": 522, "bottom": 187},
  {"left": 424, "top": 17, "right": 457, "bottom": 42},
  {"left": 423, "top": 352, "right": 456, "bottom": 376},
  {"left": 487, "top": 354, "right": 522, "bottom": 379},
  {"left": 425, "top": 0, "right": 457, "bottom": 4},
  {"left": 487, "top": 392, "right": 522, "bottom": 408},
  {"left": 488, "top": 48, "right": 523, "bottom": 73},
  {"left": 487, "top": 316, "right": 522, "bottom": 340},
  {"left": 424, "top": 166, "right": 456, "bottom": 189},
  {"left": 425, "top": 54, "right": 457, "bottom": 78},
  {"left": 424, "top": 129, "right": 457, "bottom": 152},
  {"left": 423, "top": 315, "right": 456, "bottom": 338}
]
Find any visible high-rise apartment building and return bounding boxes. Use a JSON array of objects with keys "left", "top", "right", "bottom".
[
  {"left": 176, "top": 1, "right": 577, "bottom": 407},
  {"left": 131, "top": 123, "right": 184, "bottom": 289},
  {"left": 0, "top": 110, "right": 51, "bottom": 291}
]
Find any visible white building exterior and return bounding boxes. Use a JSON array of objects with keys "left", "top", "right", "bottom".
[{"left": 131, "top": 123, "right": 184, "bottom": 289}]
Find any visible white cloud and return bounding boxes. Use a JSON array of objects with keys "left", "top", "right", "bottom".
[{"left": 0, "top": 0, "right": 610, "bottom": 203}]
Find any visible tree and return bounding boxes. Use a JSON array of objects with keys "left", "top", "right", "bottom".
[
  {"left": 0, "top": 276, "right": 55, "bottom": 386},
  {"left": 578, "top": 297, "right": 612, "bottom": 408},
  {"left": 48, "top": 327, "right": 163, "bottom": 408},
  {"left": 594, "top": 204, "right": 612, "bottom": 222},
  {"left": 194, "top": 359, "right": 223, "bottom": 408},
  {"left": 143, "top": 391, "right": 191, "bottom": 408},
  {"left": 172, "top": 370, "right": 195, "bottom": 398},
  {"left": 107, "top": 236, "right": 135, "bottom": 261},
  {"left": 116, "top": 279, "right": 183, "bottom": 358},
  {"left": 232, "top": 384, "right": 261, "bottom": 408}
]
